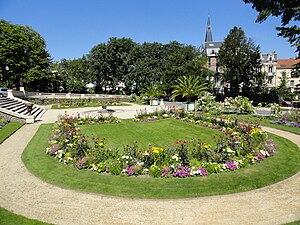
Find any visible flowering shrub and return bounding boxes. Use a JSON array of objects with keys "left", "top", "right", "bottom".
[
  {"left": 197, "top": 94, "right": 255, "bottom": 114},
  {"left": 134, "top": 107, "right": 188, "bottom": 122},
  {"left": 46, "top": 111, "right": 277, "bottom": 178},
  {"left": 269, "top": 103, "right": 281, "bottom": 117}
]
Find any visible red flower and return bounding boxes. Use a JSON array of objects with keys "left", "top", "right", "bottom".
[
  {"left": 95, "top": 137, "right": 99, "bottom": 141},
  {"left": 225, "top": 131, "right": 229, "bottom": 135},
  {"left": 175, "top": 141, "right": 179, "bottom": 145},
  {"left": 183, "top": 140, "right": 187, "bottom": 145}
]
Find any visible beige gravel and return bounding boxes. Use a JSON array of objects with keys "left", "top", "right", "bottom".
[{"left": 0, "top": 107, "right": 299, "bottom": 225}]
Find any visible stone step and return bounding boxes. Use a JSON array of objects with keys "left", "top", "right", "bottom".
[{"left": 0, "top": 97, "right": 46, "bottom": 123}]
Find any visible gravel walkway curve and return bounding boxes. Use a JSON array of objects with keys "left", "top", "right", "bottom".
[{"left": 0, "top": 107, "right": 299, "bottom": 225}]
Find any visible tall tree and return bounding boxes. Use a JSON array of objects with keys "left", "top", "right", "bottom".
[
  {"left": 243, "top": 0, "right": 299, "bottom": 57},
  {"left": 126, "top": 42, "right": 165, "bottom": 93},
  {"left": 57, "top": 56, "right": 91, "bottom": 93},
  {"left": 218, "top": 26, "right": 262, "bottom": 97},
  {"left": 0, "top": 20, "right": 51, "bottom": 91},
  {"left": 163, "top": 42, "right": 208, "bottom": 95},
  {"left": 88, "top": 37, "right": 137, "bottom": 94}
]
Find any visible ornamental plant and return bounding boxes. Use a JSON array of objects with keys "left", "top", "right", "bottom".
[
  {"left": 197, "top": 94, "right": 255, "bottom": 114},
  {"left": 46, "top": 111, "right": 277, "bottom": 178}
]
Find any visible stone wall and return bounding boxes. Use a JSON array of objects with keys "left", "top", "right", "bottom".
[{"left": 0, "top": 111, "right": 26, "bottom": 123}]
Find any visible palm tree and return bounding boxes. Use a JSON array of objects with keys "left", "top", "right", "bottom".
[
  {"left": 140, "top": 83, "right": 166, "bottom": 105},
  {"left": 171, "top": 75, "right": 208, "bottom": 110}
]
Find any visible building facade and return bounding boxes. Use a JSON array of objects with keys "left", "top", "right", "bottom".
[
  {"left": 276, "top": 58, "right": 300, "bottom": 94},
  {"left": 203, "top": 16, "right": 223, "bottom": 93},
  {"left": 260, "top": 52, "right": 278, "bottom": 88},
  {"left": 203, "top": 16, "right": 222, "bottom": 73},
  {"left": 203, "top": 16, "right": 299, "bottom": 96}
]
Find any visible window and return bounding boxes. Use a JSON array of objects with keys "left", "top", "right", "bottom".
[
  {"left": 268, "top": 77, "right": 273, "bottom": 84},
  {"left": 290, "top": 80, "right": 294, "bottom": 87},
  {"left": 268, "top": 66, "right": 273, "bottom": 73}
]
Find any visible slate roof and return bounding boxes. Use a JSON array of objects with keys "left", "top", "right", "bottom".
[
  {"left": 205, "top": 16, "right": 213, "bottom": 42},
  {"left": 204, "top": 41, "right": 223, "bottom": 49}
]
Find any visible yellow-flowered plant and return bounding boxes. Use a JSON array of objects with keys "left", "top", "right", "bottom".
[{"left": 152, "top": 147, "right": 163, "bottom": 154}]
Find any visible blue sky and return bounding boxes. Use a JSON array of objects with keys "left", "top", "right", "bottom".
[{"left": 0, "top": 0, "right": 297, "bottom": 61}]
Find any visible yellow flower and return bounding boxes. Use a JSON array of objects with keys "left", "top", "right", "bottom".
[
  {"left": 98, "top": 143, "right": 104, "bottom": 147},
  {"left": 251, "top": 127, "right": 259, "bottom": 135},
  {"left": 152, "top": 147, "right": 161, "bottom": 154},
  {"left": 204, "top": 143, "right": 211, "bottom": 149}
]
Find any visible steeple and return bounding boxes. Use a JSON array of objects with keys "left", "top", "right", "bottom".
[{"left": 205, "top": 15, "right": 213, "bottom": 42}]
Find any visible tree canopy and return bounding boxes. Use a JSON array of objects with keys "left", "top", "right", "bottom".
[
  {"left": 218, "top": 26, "right": 263, "bottom": 97},
  {"left": 243, "top": 0, "right": 300, "bottom": 58},
  {"left": 85, "top": 38, "right": 209, "bottom": 95},
  {"left": 0, "top": 19, "right": 51, "bottom": 90}
]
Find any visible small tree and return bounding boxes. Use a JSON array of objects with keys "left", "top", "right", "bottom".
[
  {"left": 171, "top": 75, "right": 208, "bottom": 109},
  {"left": 140, "top": 83, "right": 166, "bottom": 105},
  {"left": 277, "top": 71, "right": 295, "bottom": 101}
]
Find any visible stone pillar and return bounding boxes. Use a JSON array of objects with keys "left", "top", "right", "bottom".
[
  {"left": 7, "top": 89, "right": 14, "bottom": 98},
  {"left": 160, "top": 98, "right": 164, "bottom": 106}
]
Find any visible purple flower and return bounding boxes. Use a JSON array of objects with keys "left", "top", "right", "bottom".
[
  {"left": 76, "top": 157, "right": 88, "bottom": 169},
  {"left": 173, "top": 165, "right": 190, "bottom": 178},
  {"left": 161, "top": 167, "right": 171, "bottom": 177},
  {"left": 225, "top": 161, "right": 238, "bottom": 170},
  {"left": 49, "top": 144, "right": 61, "bottom": 155},
  {"left": 126, "top": 166, "right": 135, "bottom": 175},
  {"left": 197, "top": 167, "right": 209, "bottom": 176}
]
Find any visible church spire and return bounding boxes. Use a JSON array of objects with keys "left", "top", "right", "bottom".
[{"left": 205, "top": 15, "right": 213, "bottom": 42}]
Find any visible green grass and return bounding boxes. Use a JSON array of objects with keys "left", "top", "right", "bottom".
[
  {"left": 22, "top": 119, "right": 300, "bottom": 199},
  {"left": 284, "top": 221, "right": 300, "bottom": 225},
  {"left": 0, "top": 122, "right": 23, "bottom": 143},
  {"left": 81, "top": 119, "right": 220, "bottom": 148},
  {"left": 0, "top": 207, "right": 52, "bottom": 225}
]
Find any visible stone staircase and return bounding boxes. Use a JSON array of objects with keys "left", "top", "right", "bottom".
[{"left": 0, "top": 97, "right": 46, "bottom": 123}]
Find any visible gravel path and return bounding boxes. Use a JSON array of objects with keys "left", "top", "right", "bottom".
[{"left": 0, "top": 107, "right": 299, "bottom": 225}]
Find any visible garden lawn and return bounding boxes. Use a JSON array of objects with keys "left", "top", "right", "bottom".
[
  {"left": 22, "top": 119, "right": 300, "bottom": 199},
  {"left": 80, "top": 119, "right": 220, "bottom": 148},
  {"left": 0, "top": 122, "right": 23, "bottom": 143},
  {"left": 0, "top": 207, "right": 52, "bottom": 225}
]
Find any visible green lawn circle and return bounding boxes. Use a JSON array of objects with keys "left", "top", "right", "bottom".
[{"left": 22, "top": 121, "right": 300, "bottom": 199}]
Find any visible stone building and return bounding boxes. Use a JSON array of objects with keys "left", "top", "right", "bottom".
[
  {"left": 260, "top": 51, "right": 278, "bottom": 88},
  {"left": 203, "top": 16, "right": 222, "bottom": 73}
]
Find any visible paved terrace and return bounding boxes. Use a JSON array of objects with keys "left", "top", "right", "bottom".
[{"left": 0, "top": 104, "right": 299, "bottom": 225}]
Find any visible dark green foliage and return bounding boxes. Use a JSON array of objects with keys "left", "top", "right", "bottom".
[
  {"left": 55, "top": 56, "right": 91, "bottom": 93},
  {"left": 218, "top": 26, "right": 263, "bottom": 97},
  {"left": 0, "top": 20, "right": 51, "bottom": 91},
  {"left": 243, "top": 0, "right": 299, "bottom": 70},
  {"left": 87, "top": 39, "right": 209, "bottom": 95}
]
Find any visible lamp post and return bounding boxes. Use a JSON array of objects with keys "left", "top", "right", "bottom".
[
  {"left": 5, "top": 66, "right": 11, "bottom": 89},
  {"left": 5, "top": 66, "right": 14, "bottom": 98}
]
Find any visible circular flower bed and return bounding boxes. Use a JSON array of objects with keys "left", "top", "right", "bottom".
[{"left": 46, "top": 111, "right": 276, "bottom": 178}]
